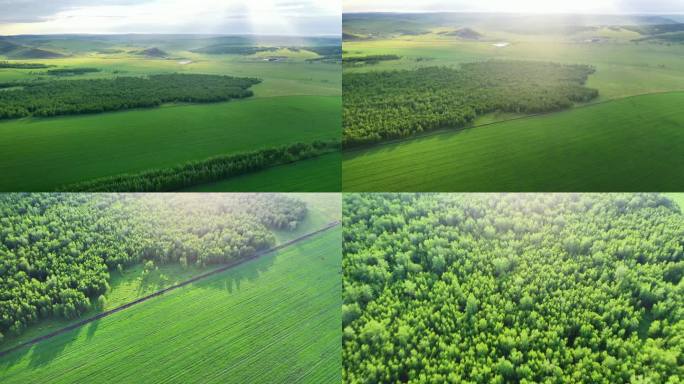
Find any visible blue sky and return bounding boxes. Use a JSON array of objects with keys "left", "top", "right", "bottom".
[{"left": 0, "top": 0, "right": 340, "bottom": 35}]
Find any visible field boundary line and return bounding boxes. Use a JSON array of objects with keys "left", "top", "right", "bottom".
[
  {"left": 0, "top": 221, "right": 340, "bottom": 358},
  {"left": 342, "top": 90, "right": 684, "bottom": 155}
]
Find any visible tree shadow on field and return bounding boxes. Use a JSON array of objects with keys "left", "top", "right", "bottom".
[
  {"left": 198, "top": 249, "right": 279, "bottom": 295},
  {"left": 0, "top": 323, "right": 86, "bottom": 375}
]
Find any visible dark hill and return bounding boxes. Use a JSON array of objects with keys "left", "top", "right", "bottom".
[
  {"left": 342, "top": 32, "right": 369, "bottom": 41},
  {"left": 443, "top": 28, "right": 483, "bottom": 40},
  {"left": 136, "top": 47, "right": 168, "bottom": 58},
  {"left": 11, "top": 48, "right": 65, "bottom": 59},
  {"left": 0, "top": 40, "right": 22, "bottom": 54}
]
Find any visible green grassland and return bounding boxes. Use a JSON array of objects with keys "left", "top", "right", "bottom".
[
  {"left": 0, "top": 95, "right": 339, "bottom": 191},
  {"left": 0, "top": 227, "right": 342, "bottom": 384},
  {"left": 0, "top": 193, "right": 340, "bottom": 352},
  {"left": 183, "top": 152, "right": 341, "bottom": 192},
  {"left": 343, "top": 92, "right": 684, "bottom": 191},
  {"left": 342, "top": 14, "right": 684, "bottom": 191},
  {"left": 666, "top": 193, "right": 684, "bottom": 209},
  {"left": 0, "top": 35, "right": 340, "bottom": 191}
]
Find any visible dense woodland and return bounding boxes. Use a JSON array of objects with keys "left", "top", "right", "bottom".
[
  {"left": 0, "top": 73, "right": 260, "bottom": 119},
  {"left": 61, "top": 140, "right": 340, "bottom": 192},
  {"left": 343, "top": 193, "right": 684, "bottom": 383},
  {"left": 343, "top": 61, "right": 598, "bottom": 146},
  {"left": 46, "top": 67, "right": 101, "bottom": 76},
  {"left": 343, "top": 55, "right": 402, "bottom": 66},
  {"left": 0, "top": 61, "right": 49, "bottom": 69},
  {"left": 0, "top": 193, "right": 307, "bottom": 342}
]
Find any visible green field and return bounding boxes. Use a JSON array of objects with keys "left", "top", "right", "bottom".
[
  {"left": 341, "top": 13, "right": 684, "bottom": 191},
  {"left": 0, "top": 228, "right": 341, "bottom": 384},
  {"left": 0, "top": 35, "right": 341, "bottom": 191},
  {"left": 343, "top": 92, "right": 684, "bottom": 191},
  {"left": 0, "top": 95, "right": 339, "bottom": 191},
  {"left": 183, "top": 152, "right": 341, "bottom": 192}
]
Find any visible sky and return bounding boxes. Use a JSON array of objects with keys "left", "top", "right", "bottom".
[
  {"left": 0, "top": 0, "right": 340, "bottom": 35},
  {"left": 343, "top": 0, "right": 684, "bottom": 14}
]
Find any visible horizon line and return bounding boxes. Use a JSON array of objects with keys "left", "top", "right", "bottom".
[{"left": 343, "top": 10, "right": 684, "bottom": 16}]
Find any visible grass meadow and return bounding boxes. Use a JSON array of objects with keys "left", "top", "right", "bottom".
[
  {"left": 0, "top": 227, "right": 342, "bottom": 384},
  {"left": 343, "top": 92, "right": 684, "bottom": 191}
]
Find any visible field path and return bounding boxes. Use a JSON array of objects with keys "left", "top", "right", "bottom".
[{"left": 0, "top": 221, "right": 340, "bottom": 358}]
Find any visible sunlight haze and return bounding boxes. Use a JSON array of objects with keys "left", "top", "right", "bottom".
[{"left": 0, "top": 0, "right": 340, "bottom": 35}]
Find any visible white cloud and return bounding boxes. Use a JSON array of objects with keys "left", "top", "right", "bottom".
[{"left": 0, "top": 0, "right": 340, "bottom": 35}]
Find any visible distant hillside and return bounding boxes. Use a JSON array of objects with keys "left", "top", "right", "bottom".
[
  {"left": 192, "top": 45, "right": 277, "bottom": 55},
  {"left": 10, "top": 48, "right": 65, "bottom": 59},
  {"left": 0, "top": 39, "right": 66, "bottom": 58},
  {"left": 441, "top": 27, "right": 482, "bottom": 40},
  {"left": 634, "top": 31, "right": 684, "bottom": 43},
  {"left": 136, "top": 47, "right": 168, "bottom": 58},
  {"left": 0, "top": 40, "right": 21, "bottom": 54},
  {"left": 342, "top": 32, "right": 370, "bottom": 41},
  {"left": 623, "top": 23, "right": 684, "bottom": 35}
]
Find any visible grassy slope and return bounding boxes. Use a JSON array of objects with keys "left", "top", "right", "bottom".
[
  {"left": 0, "top": 193, "right": 341, "bottom": 351},
  {"left": 182, "top": 152, "right": 341, "bottom": 192},
  {"left": 0, "top": 228, "right": 342, "bottom": 384},
  {"left": 343, "top": 92, "right": 684, "bottom": 192},
  {"left": 0, "top": 96, "right": 340, "bottom": 191}
]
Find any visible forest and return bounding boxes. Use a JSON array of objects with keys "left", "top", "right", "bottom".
[
  {"left": 342, "top": 55, "right": 402, "bottom": 66},
  {"left": 343, "top": 193, "right": 684, "bottom": 383},
  {"left": 0, "top": 193, "right": 307, "bottom": 342},
  {"left": 46, "top": 67, "right": 101, "bottom": 76},
  {"left": 343, "top": 61, "right": 598, "bottom": 146},
  {"left": 61, "top": 140, "right": 340, "bottom": 192},
  {"left": 0, "top": 62, "right": 50, "bottom": 69},
  {"left": 0, "top": 73, "right": 260, "bottom": 119}
]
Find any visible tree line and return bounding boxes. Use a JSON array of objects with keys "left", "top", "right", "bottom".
[
  {"left": 343, "top": 193, "right": 684, "bottom": 383},
  {"left": 343, "top": 61, "right": 598, "bottom": 147},
  {"left": 0, "top": 61, "right": 50, "bottom": 69},
  {"left": 0, "top": 73, "right": 261, "bottom": 120},
  {"left": 46, "top": 67, "right": 101, "bottom": 76},
  {"left": 60, "top": 140, "right": 340, "bottom": 192},
  {"left": 0, "top": 193, "right": 307, "bottom": 343}
]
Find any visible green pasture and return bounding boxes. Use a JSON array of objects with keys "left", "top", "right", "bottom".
[
  {"left": 0, "top": 95, "right": 340, "bottom": 191},
  {"left": 0, "top": 228, "right": 342, "bottom": 384},
  {"left": 342, "top": 92, "right": 684, "bottom": 192},
  {"left": 183, "top": 152, "right": 341, "bottom": 192}
]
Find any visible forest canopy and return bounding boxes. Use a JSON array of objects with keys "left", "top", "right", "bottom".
[
  {"left": 343, "top": 193, "right": 684, "bottom": 383},
  {"left": 0, "top": 193, "right": 306, "bottom": 341},
  {"left": 343, "top": 61, "right": 598, "bottom": 146},
  {"left": 0, "top": 73, "right": 260, "bottom": 120}
]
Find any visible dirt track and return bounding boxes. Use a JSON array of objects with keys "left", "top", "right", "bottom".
[{"left": 0, "top": 221, "right": 340, "bottom": 358}]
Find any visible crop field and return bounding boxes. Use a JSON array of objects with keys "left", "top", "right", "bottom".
[
  {"left": 0, "top": 35, "right": 341, "bottom": 191},
  {"left": 0, "top": 95, "right": 339, "bottom": 191},
  {"left": 341, "top": 13, "right": 684, "bottom": 191},
  {"left": 183, "top": 152, "right": 342, "bottom": 192},
  {"left": 0, "top": 227, "right": 342, "bottom": 384},
  {"left": 343, "top": 92, "right": 684, "bottom": 191}
]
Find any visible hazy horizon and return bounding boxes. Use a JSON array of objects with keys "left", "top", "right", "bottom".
[
  {"left": 343, "top": 0, "right": 684, "bottom": 15},
  {"left": 0, "top": 0, "right": 341, "bottom": 36}
]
